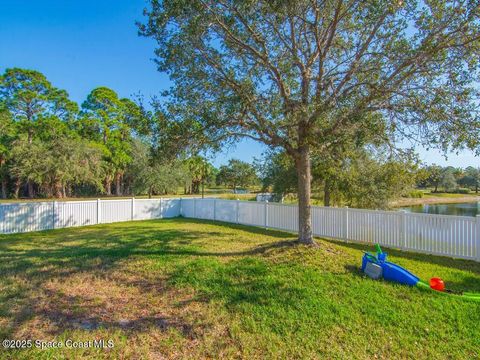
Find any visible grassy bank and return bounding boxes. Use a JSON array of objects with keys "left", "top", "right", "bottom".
[
  {"left": 391, "top": 192, "right": 480, "bottom": 207},
  {"left": 0, "top": 219, "right": 479, "bottom": 359}
]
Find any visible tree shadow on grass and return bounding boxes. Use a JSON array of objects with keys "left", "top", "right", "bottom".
[
  {"left": 35, "top": 288, "right": 196, "bottom": 338},
  {"left": 0, "top": 229, "right": 297, "bottom": 280},
  {"left": 0, "top": 219, "right": 299, "bottom": 339},
  {"left": 167, "top": 256, "right": 311, "bottom": 311},
  {"left": 175, "top": 217, "right": 295, "bottom": 239}
]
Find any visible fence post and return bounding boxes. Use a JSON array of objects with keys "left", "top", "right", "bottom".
[
  {"left": 160, "top": 197, "right": 163, "bottom": 219},
  {"left": 476, "top": 215, "right": 480, "bottom": 261},
  {"left": 97, "top": 199, "right": 101, "bottom": 224},
  {"left": 236, "top": 199, "right": 240, "bottom": 224},
  {"left": 344, "top": 206, "right": 349, "bottom": 240},
  {"left": 400, "top": 210, "right": 407, "bottom": 249},
  {"left": 193, "top": 198, "right": 197, "bottom": 218},
  {"left": 264, "top": 200, "right": 268, "bottom": 229},
  {"left": 52, "top": 201, "right": 57, "bottom": 229},
  {"left": 131, "top": 197, "right": 135, "bottom": 221},
  {"left": 178, "top": 197, "right": 181, "bottom": 217}
]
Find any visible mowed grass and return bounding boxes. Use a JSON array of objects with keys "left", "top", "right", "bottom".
[{"left": 0, "top": 219, "right": 479, "bottom": 359}]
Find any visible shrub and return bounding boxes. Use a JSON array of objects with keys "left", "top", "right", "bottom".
[{"left": 405, "top": 190, "right": 424, "bottom": 198}]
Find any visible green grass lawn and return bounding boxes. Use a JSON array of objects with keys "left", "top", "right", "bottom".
[{"left": 0, "top": 219, "right": 479, "bottom": 359}]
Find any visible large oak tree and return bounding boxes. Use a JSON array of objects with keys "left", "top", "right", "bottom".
[{"left": 141, "top": 0, "right": 480, "bottom": 244}]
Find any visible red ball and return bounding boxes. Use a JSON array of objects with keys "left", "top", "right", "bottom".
[{"left": 430, "top": 277, "right": 445, "bottom": 292}]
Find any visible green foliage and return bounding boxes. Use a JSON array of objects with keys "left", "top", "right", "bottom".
[
  {"left": 0, "top": 104, "right": 16, "bottom": 195},
  {"left": 0, "top": 103, "right": 15, "bottom": 155},
  {"left": 126, "top": 139, "right": 187, "bottom": 196},
  {"left": 439, "top": 168, "right": 459, "bottom": 192},
  {"left": 10, "top": 137, "right": 104, "bottom": 197},
  {"left": 255, "top": 151, "right": 297, "bottom": 194},
  {"left": 405, "top": 190, "right": 424, "bottom": 199},
  {"left": 419, "top": 165, "right": 443, "bottom": 191},
  {"left": 81, "top": 87, "right": 133, "bottom": 177},
  {"left": 330, "top": 150, "right": 420, "bottom": 209},
  {"left": 183, "top": 155, "right": 216, "bottom": 194},
  {"left": 79, "top": 87, "right": 156, "bottom": 195},
  {"left": 259, "top": 148, "right": 420, "bottom": 209},
  {"left": 0, "top": 68, "right": 78, "bottom": 141},
  {"left": 216, "top": 159, "right": 259, "bottom": 191},
  {"left": 458, "top": 167, "right": 480, "bottom": 193}
]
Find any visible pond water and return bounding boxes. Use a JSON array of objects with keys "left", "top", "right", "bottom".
[{"left": 400, "top": 202, "right": 480, "bottom": 217}]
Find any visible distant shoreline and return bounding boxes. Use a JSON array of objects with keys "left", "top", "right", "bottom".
[{"left": 391, "top": 195, "right": 480, "bottom": 208}]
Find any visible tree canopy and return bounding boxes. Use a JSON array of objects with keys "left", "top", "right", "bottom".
[
  {"left": 0, "top": 68, "right": 78, "bottom": 143},
  {"left": 217, "top": 159, "right": 259, "bottom": 192}
]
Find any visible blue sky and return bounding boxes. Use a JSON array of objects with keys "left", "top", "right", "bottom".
[{"left": 0, "top": 0, "right": 478, "bottom": 168}]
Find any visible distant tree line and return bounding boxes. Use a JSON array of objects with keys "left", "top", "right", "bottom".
[
  {"left": 418, "top": 165, "right": 480, "bottom": 194},
  {"left": 0, "top": 68, "right": 259, "bottom": 199}
]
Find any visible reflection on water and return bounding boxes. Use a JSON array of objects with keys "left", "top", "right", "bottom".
[{"left": 401, "top": 202, "right": 479, "bottom": 217}]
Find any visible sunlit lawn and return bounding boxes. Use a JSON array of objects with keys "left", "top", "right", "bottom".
[{"left": 0, "top": 218, "right": 479, "bottom": 359}]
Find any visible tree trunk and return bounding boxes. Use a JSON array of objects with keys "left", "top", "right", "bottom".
[
  {"left": 324, "top": 178, "right": 331, "bottom": 207},
  {"left": 115, "top": 173, "right": 122, "bottom": 196},
  {"left": 434, "top": 184, "right": 438, "bottom": 193},
  {"left": 13, "top": 179, "right": 21, "bottom": 199},
  {"left": 27, "top": 181, "right": 34, "bottom": 198},
  {"left": 295, "top": 146, "right": 314, "bottom": 245},
  {"left": 192, "top": 180, "right": 200, "bottom": 194},
  {"left": 1, "top": 178, "right": 7, "bottom": 199},
  {"left": 105, "top": 177, "right": 112, "bottom": 196},
  {"left": 55, "top": 181, "right": 63, "bottom": 198},
  {"left": 44, "top": 184, "right": 53, "bottom": 198},
  {"left": 0, "top": 157, "right": 6, "bottom": 199}
]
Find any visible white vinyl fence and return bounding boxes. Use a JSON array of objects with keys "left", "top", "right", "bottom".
[
  {"left": 0, "top": 198, "right": 479, "bottom": 262},
  {"left": 180, "top": 198, "right": 480, "bottom": 262},
  {"left": 0, "top": 198, "right": 180, "bottom": 234}
]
